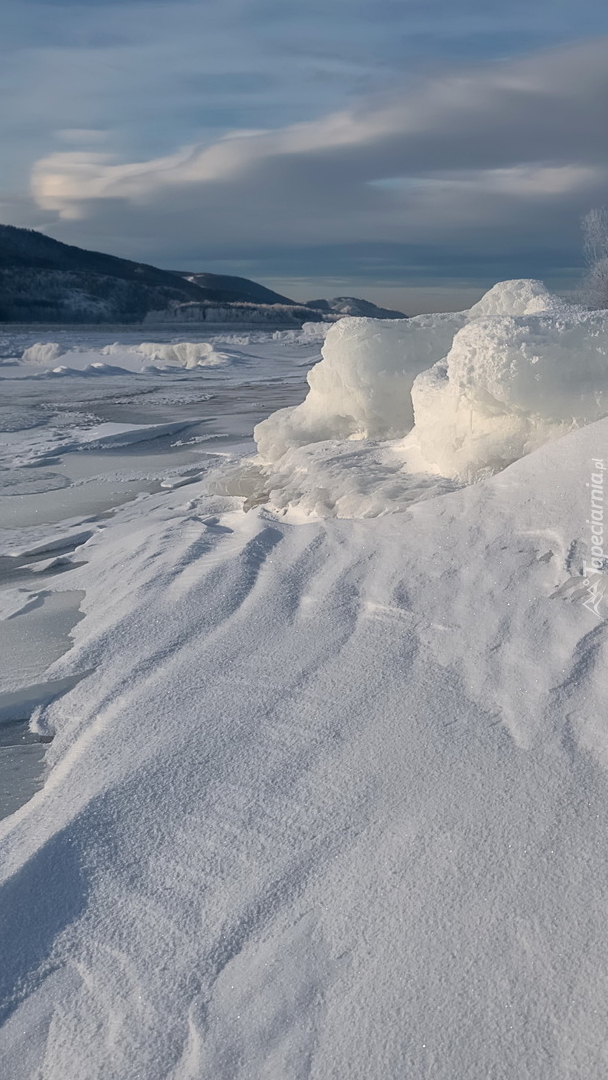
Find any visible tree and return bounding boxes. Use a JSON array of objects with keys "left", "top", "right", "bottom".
[{"left": 582, "top": 206, "right": 608, "bottom": 309}]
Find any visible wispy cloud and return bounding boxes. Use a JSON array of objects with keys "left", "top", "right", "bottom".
[{"left": 30, "top": 39, "right": 608, "bottom": 251}]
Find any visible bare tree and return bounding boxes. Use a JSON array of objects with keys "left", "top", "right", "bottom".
[{"left": 582, "top": 206, "right": 608, "bottom": 309}]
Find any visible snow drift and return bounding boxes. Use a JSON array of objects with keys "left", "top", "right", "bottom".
[
  {"left": 3, "top": 416, "right": 608, "bottom": 1079},
  {"left": 4, "top": 307, "right": 608, "bottom": 1078},
  {"left": 251, "top": 280, "right": 608, "bottom": 508}
]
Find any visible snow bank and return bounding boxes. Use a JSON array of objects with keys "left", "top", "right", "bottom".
[{"left": 252, "top": 280, "right": 608, "bottom": 501}]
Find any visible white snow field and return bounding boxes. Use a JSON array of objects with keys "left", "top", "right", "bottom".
[{"left": 1, "top": 283, "right": 608, "bottom": 1079}]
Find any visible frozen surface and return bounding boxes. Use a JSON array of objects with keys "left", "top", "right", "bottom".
[
  {"left": 2, "top": 326, "right": 324, "bottom": 379},
  {"left": 1, "top": 305, "right": 608, "bottom": 1077},
  {"left": 0, "top": 327, "right": 318, "bottom": 821}
]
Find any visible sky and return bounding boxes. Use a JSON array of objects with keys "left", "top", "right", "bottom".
[{"left": 2, "top": 0, "right": 608, "bottom": 312}]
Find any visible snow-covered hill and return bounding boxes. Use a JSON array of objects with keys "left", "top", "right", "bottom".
[
  {"left": 306, "top": 295, "right": 407, "bottom": 318},
  {"left": 0, "top": 225, "right": 318, "bottom": 325}
]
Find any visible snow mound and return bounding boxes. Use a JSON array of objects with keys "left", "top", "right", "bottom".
[
  {"left": 35, "top": 362, "right": 131, "bottom": 378},
  {"left": 271, "top": 322, "right": 330, "bottom": 344},
  {"left": 21, "top": 342, "right": 63, "bottom": 364}
]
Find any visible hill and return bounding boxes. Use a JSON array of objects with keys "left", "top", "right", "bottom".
[
  {"left": 0, "top": 224, "right": 407, "bottom": 324},
  {"left": 305, "top": 296, "right": 407, "bottom": 319},
  {"left": 0, "top": 224, "right": 215, "bottom": 323}
]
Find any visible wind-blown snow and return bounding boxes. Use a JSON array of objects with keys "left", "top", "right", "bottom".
[{"left": 2, "top": 416, "right": 608, "bottom": 1078}]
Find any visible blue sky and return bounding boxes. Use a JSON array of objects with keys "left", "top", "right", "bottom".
[{"left": 2, "top": 0, "right": 608, "bottom": 311}]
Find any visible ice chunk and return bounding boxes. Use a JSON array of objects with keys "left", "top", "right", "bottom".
[
  {"left": 21, "top": 342, "right": 63, "bottom": 365},
  {"left": 408, "top": 308, "right": 608, "bottom": 479},
  {"left": 103, "top": 341, "right": 231, "bottom": 368},
  {"left": 250, "top": 279, "right": 608, "bottom": 510},
  {"left": 254, "top": 312, "right": 464, "bottom": 461},
  {"left": 254, "top": 280, "right": 576, "bottom": 467}
]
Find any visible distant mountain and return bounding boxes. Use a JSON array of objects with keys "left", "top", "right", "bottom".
[
  {"left": 0, "top": 225, "right": 313, "bottom": 324},
  {"left": 0, "top": 224, "right": 407, "bottom": 324},
  {"left": 306, "top": 297, "right": 407, "bottom": 319},
  {"left": 0, "top": 224, "right": 214, "bottom": 324}
]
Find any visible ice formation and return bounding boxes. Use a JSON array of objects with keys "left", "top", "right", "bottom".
[
  {"left": 254, "top": 312, "right": 464, "bottom": 461},
  {"left": 408, "top": 309, "right": 608, "bottom": 479},
  {"left": 17, "top": 340, "right": 232, "bottom": 374},
  {"left": 465, "top": 278, "right": 569, "bottom": 317},
  {"left": 103, "top": 341, "right": 231, "bottom": 368},
  {"left": 254, "top": 280, "right": 608, "bottom": 493},
  {"left": 21, "top": 342, "right": 63, "bottom": 364}
]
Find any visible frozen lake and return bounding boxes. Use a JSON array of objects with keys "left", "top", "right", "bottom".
[{"left": 0, "top": 326, "right": 321, "bottom": 818}]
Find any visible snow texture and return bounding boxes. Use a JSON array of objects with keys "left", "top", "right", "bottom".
[{"left": 2, "top": 418, "right": 608, "bottom": 1078}]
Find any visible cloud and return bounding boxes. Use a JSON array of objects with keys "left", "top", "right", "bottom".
[{"left": 29, "top": 37, "right": 608, "bottom": 260}]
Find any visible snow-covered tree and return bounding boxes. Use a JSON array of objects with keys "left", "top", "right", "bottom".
[{"left": 582, "top": 206, "right": 608, "bottom": 309}]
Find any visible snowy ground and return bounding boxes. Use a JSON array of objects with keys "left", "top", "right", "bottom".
[
  {"left": 1, "top": 289, "right": 608, "bottom": 1078},
  {"left": 0, "top": 327, "right": 320, "bottom": 818}
]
